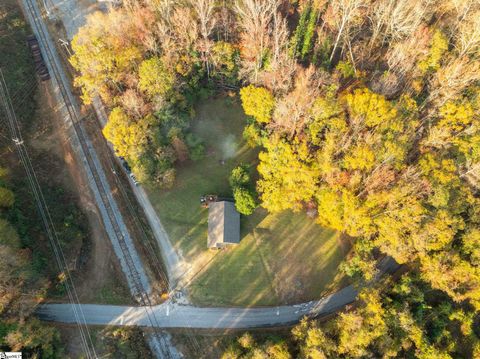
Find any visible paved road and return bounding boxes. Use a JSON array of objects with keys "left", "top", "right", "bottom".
[
  {"left": 37, "top": 286, "right": 357, "bottom": 328},
  {"left": 37, "top": 257, "right": 399, "bottom": 329}
]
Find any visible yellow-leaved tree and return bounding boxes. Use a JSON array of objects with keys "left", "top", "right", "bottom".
[
  {"left": 257, "top": 137, "right": 320, "bottom": 212},
  {"left": 138, "top": 57, "right": 175, "bottom": 100},
  {"left": 240, "top": 85, "right": 275, "bottom": 124},
  {"left": 70, "top": 9, "right": 147, "bottom": 104},
  {"left": 102, "top": 107, "right": 149, "bottom": 161}
]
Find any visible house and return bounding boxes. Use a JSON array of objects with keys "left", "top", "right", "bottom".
[{"left": 207, "top": 201, "right": 240, "bottom": 249}]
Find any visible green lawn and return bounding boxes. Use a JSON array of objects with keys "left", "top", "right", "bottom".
[{"left": 146, "top": 96, "right": 346, "bottom": 306}]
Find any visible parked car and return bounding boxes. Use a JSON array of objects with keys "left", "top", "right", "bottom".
[
  {"left": 130, "top": 173, "right": 139, "bottom": 186},
  {"left": 118, "top": 156, "right": 131, "bottom": 173}
]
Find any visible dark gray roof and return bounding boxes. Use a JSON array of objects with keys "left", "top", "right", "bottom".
[{"left": 208, "top": 201, "right": 240, "bottom": 248}]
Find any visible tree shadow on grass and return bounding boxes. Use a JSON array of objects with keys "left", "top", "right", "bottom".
[{"left": 240, "top": 209, "right": 268, "bottom": 240}]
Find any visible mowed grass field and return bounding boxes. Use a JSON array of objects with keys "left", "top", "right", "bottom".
[{"left": 146, "top": 96, "right": 346, "bottom": 306}]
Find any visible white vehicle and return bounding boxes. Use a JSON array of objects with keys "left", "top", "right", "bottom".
[{"left": 129, "top": 173, "right": 139, "bottom": 186}]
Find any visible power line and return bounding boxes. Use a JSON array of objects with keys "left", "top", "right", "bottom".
[{"left": 0, "top": 69, "right": 97, "bottom": 359}]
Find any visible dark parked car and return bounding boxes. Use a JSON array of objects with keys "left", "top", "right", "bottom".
[{"left": 118, "top": 156, "right": 132, "bottom": 173}]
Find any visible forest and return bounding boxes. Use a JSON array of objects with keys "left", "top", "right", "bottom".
[
  {"left": 0, "top": 166, "right": 63, "bottom": 358},
  {"left": 68, "top": 0, "right": 480, "bottom": 357}
]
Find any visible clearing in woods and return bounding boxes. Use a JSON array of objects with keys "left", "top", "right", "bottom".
[{"left": 146, "top": 96, "right": 348, "bottom": 306}]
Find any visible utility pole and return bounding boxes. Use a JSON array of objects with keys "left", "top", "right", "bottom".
[
  {"left": 12, "top": 137, "right": 24, "bottom": 145},
  {"left": 41, "top": 0, "right": 57, "bottom": 19},
  {"left": 58, "top": 38, "right": 73, "bottom": 57},
  {"left": 41, "top": 0, "right": 50, "bottom": 16}
]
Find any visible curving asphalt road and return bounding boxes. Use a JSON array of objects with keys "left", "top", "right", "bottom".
[
  {"left": 37, "top": 257, "right": 399, "bottom": 329},
  {"left": 37, "top": 286, "right": 357, "bottom": 329}
]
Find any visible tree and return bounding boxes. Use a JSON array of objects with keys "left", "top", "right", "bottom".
[
  {"left": 462, "top": 228, "right": 480, "bottom": 266},
  {"left": 5, "top": 319, "right": 61, "bottom": 359},
  {"left": 272, "top": 66, "right": 320, "bottom": 137},
  {"left": 240, "top": 85, "right": 275, "bottom": 123},
  {"left": 229, "top": 165, "right": 251, "bottom": 188},
  {"left": 288, "top": 273, "right": 480, "bottom": 358},
  {"left": 70, "top": 8, "right": 148, "bottom": 104},
  {"left": 255, "top": 8, "right": 295, "bottom": 92},
  {"left": 223, "top": 331, "right": 292, "bottom": 359},
  {"left": 455, "top": 9, "right": 480, "bottom": 57},
  {"left": 234, "top": 0, "right": 279, "bottom": 82},
  {"left": 120, "top": 89, "right": 150, "bottom": 119},
  {"left": 386, "top": 25, "right": 433, "bottom": 82},
  {"left": 328, "top": 0, "right": 365, "bottom": 62},
  {"left": 420, "top": 252, "right": 480, "bottom": 310},
  {"left": 0, "top": 187, "right": 14, "bottom": 207},
  {"left": 368, "top": 0, "right": 432, "bottom": 51},
  {"left": 211, "top": 41, "right": 238, "bottom": 80},
  {"left": 292, "top": 318, "right": 336, "bottom": 358},
  {"left": 418, "top": 29, "right": 449, "bottom": 73},
  {"left": 0, "top": 218, "right": 21, "bottom": 248},
  {"left": 189, "top": 0, "right": 217, "bottom": 76},
  {"left": 230, "top": 164, "right": 257, "bottom": 215},
  {"left": 429, "top": 56, "right": 480, "bottom": 105},
  {"left": 257, "top": 137, "right": 319, "bottom": 212},
  {"left": 343, "top": 144, "right": 376, "bottom": 171},
  {"left": 337, "top": 290, "right": 387, "bottom": 356},
  {"left": 344, "top": 88, "right": 397, "bottom": 128},
  {"left": 102, "top": 107, "right": 149, "bottom": 160},
  {"left": 138, "top": 57, "right": 175, "bottom": 99},
  {"left": 234, "top": 187, "right": 257, "bottom": 215}
]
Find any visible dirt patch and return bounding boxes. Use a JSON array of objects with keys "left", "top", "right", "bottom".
[{"left": 31, "top": 82, "right": 132, "bottom": 304}]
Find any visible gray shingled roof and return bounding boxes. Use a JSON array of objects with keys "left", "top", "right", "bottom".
[{"left": 208, "top": 201, "right": 240, "bottom": 248}]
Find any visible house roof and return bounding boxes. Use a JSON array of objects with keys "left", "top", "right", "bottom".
[{"left": 208, "top": 201, "right": 240, "bottom": 248}]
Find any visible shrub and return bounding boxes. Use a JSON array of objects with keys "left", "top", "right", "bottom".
[
  {"left": 233, "top": 187, "right": 257, "bottom": 215},
  {"left": 185, "top": 133, "right": 205, "bottom": 161},
  {"left": 336, "top": 60, "right": 355, "bottom": 79},
  {"left": 229, "top": 165, "right": 250, "bottom": 188}
]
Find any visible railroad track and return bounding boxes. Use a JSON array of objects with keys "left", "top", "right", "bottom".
[
  {"left": 23, "top": 0, "right": 146, "bottom": 301},
  {"left": 22, "top": 0, "right": 175, "bottom": 357},
  {"left": 74, "top": 120, "right": 146, "bottom": 296}
]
